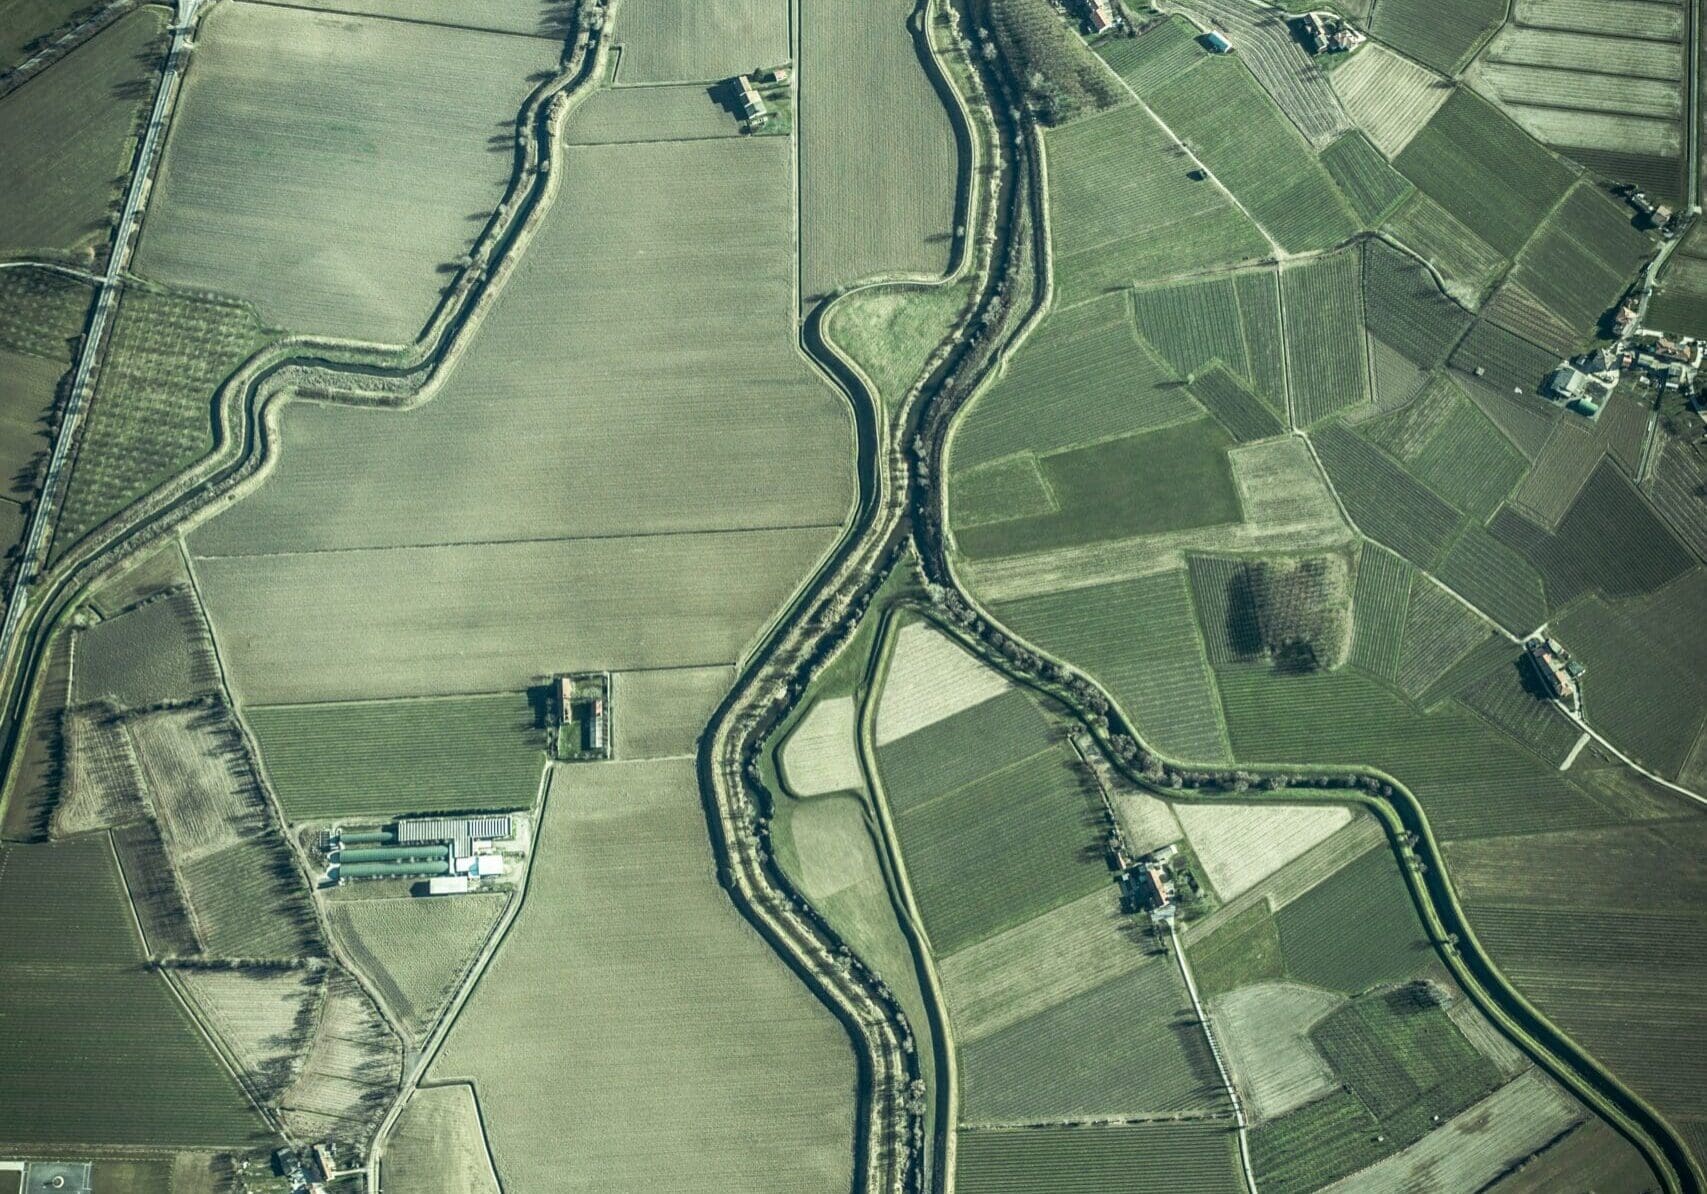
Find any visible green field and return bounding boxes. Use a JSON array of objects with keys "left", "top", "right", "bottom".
[
  {"left": 954, "top": 418, "right": 1241, "bottom": 558},
  {"left": 1190, "top": 365, "right": 1285, "bottom": 443},
  {"left": 284, "top": 0, "right": 576, "bottom": 37},
  {"left": 612, "top": 0, "right": 789, "bottom": 84},
  {"left": 1360, "top": 374, "right": 1529, "bottom": 521},
  {"left": 1044, "top": 101, "right": 1269, "bottom": 304},
  {"left": 1096, "top": 13, "right": 1207, "bottom": 94},
  {"left": 0, "top": 269, "right": 91, "bottom": 540},
  {"left": 827, "top": 279, "right": 972, "bottom": 411},
  {"left": 1370, "top": 0, "right": 1506, "bottom": 74},
  {"left": 1146, "top": 55, "right": 1358, "bottom": 254},
  {"left": 1362, "top": 239, "right": 1473, "bottom": 370},
  {"left": 74, "top": 590, "right": 222, "bottom": 711},
  {"left": 947, "top": 292, "right": 1200, "bottom": 471},
  {"left": 1312, "top": 423, "right": 1462, "bottom": 569},
  {"left": 432, "top": 760, "right": 856, "bottom": 1191},
  {"left": 1498, "top": 182, "right": 1653, "bottom": 336},
  {"left": 1394, "top": 89, "right": 1577, "bottom": 259},
  {"left": 134, "top": 1, "right": 560, "bottom": 343},
  {"left": 1284, "top": 249, "right": 1368, "bottom": 426},
  {"left": 1383, "top": 190, "right": 1510, "bottom": 304},
  {"left": 1322, "top": 132, "right": 1413, "bottom": 226},
  {"left": 0, "top": 0, "right": 88, "bottom": 69},
  {"left": 189, "top": 134, "right": 851, "bottom": 704},
  {"left": 1130, "top": 268, "right": 1287, "bottom": 412},
  {"left": 327, "top": 893, "right": 508, "bottom": 1042},
  {"left": 246, "top": 693, "right": 545, "bottom": 820},
  {"left": 1191, "top": 898, "right": 1285, "bottom": 1000},
  {"left": 1349, "top": 547, "right": 1414, "bottom": 679},
  {"left": 956, "top": 1123, "right": 1242, "bottom": 1192},
  {"left": 52, "top": 284, "right": 271, "bottom": 558},
  {"left": 1275, "top": 849, "right": 1434, "bottom": 993},
  {"left": 877, "top": 687, "right": 1054, "bottom": 813},
  {"left": 0, "top": 6, "right": 166, "bottom": 259},
  {"left": 995, "top": 570, "right": 1230, "bottom": 763},
  {"left": 0, "top": 835, "right": 270, "bottom": 1147},
  {"left": 799, "top": 0, "right": 956, "bottom": 300},
  {"left": 383, "top": 1084, "right": 501, "bottom": 1194}
]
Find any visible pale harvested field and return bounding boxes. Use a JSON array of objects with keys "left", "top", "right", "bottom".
[
  {"left": 55, "top": 708, "right": 146, "bottom": 837},
  {"left": 1513, "top": 0, "right": 1684, "bottom": 38},
  {"left": 564, "top": 82, "right": 739, "bottom": 144},
  {"left": 177, "top": 966, "right": 323, "bottom": 1102},
  {"left": 1322, "top": 1072, "right": 1580, "bottom": 1193},
  {"left": 1448, "top": 997, "right": 1531, "bottom": 1076},
  {"left": 432, "top": 760, "right": 856, "bottom": 1191},
  {"left": 799, "top": 0, "right": 957, "bottom": 299},
  {"left": 1472, "top": 61, "right": 1680, "bottom": 121},
  {"left": 1493, "top": 103, "right": 1680, "bottom": 157},
  {"left": 1329, "top": 43, "right": 1450, "bottom": 158},
  {"left": 963, "top": 437, "right": 1351, "bottom": 602},
  {"left": 1175, "top": 802, "right": 1354, "bottom": 900},
  {"left": 1486, "top": 25, "right": 1682, "bottom": 78},
  {"left": 74, "top": 590, "right": 220, "bottom": 711},
  {"left": 610, "top": 666, "right": 733, "bottom": 760},
  {"left": 1109, "top": 788, "right": 1184, "bottom": 857},
  {"left": 190, "top": 138, "right": 851, "bottom": 557},
  {"left": 780, "top": 695, "right": 865, "bottom": 795},
  {"left": 1211, "top": 980, "right": 1343, "bottom": 1121},
  {"left": 284, "top": 0, "right": 575, "bottom": 38},
  {"left": 383, "top": 1084, "right": 502, "bottom": 1194},
  {"left": 874, "top": 620, "right": 1011, "bottom": 745},
  {"left": 1188, "top": 813, "right": 1384, "bottom": 940},
  {"left": 325, "top": 893, "right": 508, "bottom": 1043},
  {"left": 937, "top": 886, "right": 1149, "bottom": 1042},
  {"left": 134, "top": 3, "right": 558, "bottom": 342},
  {"left": 127, "top": 708, "right": 248, "bottom": 864},
  {"left": 612, "top": 0, "right": 789, "bottom": 83},
  {"left": 192, "top": 529, "right": 834, "bottom": 703},
  {"left": 279, "top": 969, "right": 401, "bottom": 1145}
]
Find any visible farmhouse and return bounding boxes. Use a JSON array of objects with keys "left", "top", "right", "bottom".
[
  {"left": 736, "top": 74, "right": 767, "bottom": 122},
  {"left": 1546, "top": 365, "right": 1588, "bottom": 401},
  {"left": 1296, "top": 11, "right": 1365, "bottom": 53},
  {"left": 1525, "top": 637, "right": 1579, "bottom": 702},
  {"left": 1083, "top": 0, "right": 1116, "bottom": 32}
]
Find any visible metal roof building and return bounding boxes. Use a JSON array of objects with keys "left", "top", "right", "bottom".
[{"left": 397, "top": 816, "right": 513, "bottom": 845}]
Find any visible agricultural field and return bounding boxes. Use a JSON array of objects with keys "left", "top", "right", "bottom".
[
  {"left": 1320, "top": 132, "right": 1412, "bottom": 225},
  {"left": 611, "top": 0, "right": 788, "bottom": 84},
  {"left": 188, "top": 133, "right": 852, "bottom": 703},
  {"left": 1173, "top": 801, "right": 1352, "bottom": 900},
  {"left": 798, "top": 0, "right": 957, "bottom": 301},
  {"left": 1096, "top": 13, "right": 1207, "bottom": 95},
  {"left": 277, "top": 968, "right": 401, "bottom": 1146},
  {"left": 779, "top": 695, "right": 864, "bottom": 795},
  {"left": 383, "top": 1084, "right": 502, "bottom": 1194},
  {"left": 1130, "top": 268, "right": 1288, "bottom": 414},
  {"left": 0, "top": 835, "right": 270, "bottom": 1148},
  {"left": 1357, "top": 374, "right": 1529, "bottom": 521},
  {"left": 175, "top": 965, "right": 324, "bottom": 1104},
  {"left": 875, "top": 619, "right": 1012, "bottom": 744},
  {"left": 0, "top": 0, "right": 88, "bottom": 71},
  {"left": 1494, "top": 182, "right": 1655, "bottom": 340},
  {"left": 1311, "top": 422, "right": 1462, "bottom": 569},
  {"left": 1361, "top": 239, "right": 1473, "bottom": 370},
  {"left": 607, "top": 665, "right": 734, "bottom": 760},
  {"left": 325, "top": 892, "right": 509, "bottom": 1043},
  {"left": 286, "top": 0, "right": 574, "bottom": 37},
  {"left": 563, "top": 82, "right": 740, "bottom": 144},
  {"left": 1043, "top": 100, "right": 1270, "bottom": 304},
  {"left": 1469, "top": 0, "right": 1686, "bottom": 200},
  {"left": 1369, "top": 0, "right": 1507, "bottom": 75},
  {"left": 74, "top": 589, "right": 222, "bottom": 711},
  {"left": 1173, "top": 0, "right": 1349, "bottom": 146},
  {"left": 1393, "top": 88, "right": 1577, "bottom": 259},
  {"left": 245, "top": 693, "right": 545, "bottom": 820},
  {"left": 51, "top": 283, "right": 272, "bottom": 559},
  {"left": 1146, "top": 54, "right": 1359, "bottom": 253},
  {"left": 1212, "top": 981, "right": 1344, "bottom": 1120},
  {"left": 1327, "top": 43, "right": 1448, "bottom": 158},
  {"left": 955, "top": 1123, "right": 1243, "bottom": 1193},
  {"left": 431, "top": 760, "right": 857, "bottom": 1191},
  {"left": 1382, "top": 189, "right": 1510, "bottom": 304},
  {"left": 1649, "top": 227, "right": 1707, "bottom": 335},
  {"left": 133, "top": 2, "right": 561, "bottom": 343},
  {"left": 1284, "top": 248, "right": 1368, "bottom": 426},
  {"left": 0, "top": 6, "right": 166, "bottom": 259}
]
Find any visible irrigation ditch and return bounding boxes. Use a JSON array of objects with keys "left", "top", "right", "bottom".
[{"left": 0, "top": 0, "right": 1696, "bottom": 1190}]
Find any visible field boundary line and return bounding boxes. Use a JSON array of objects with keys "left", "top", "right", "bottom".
[{"left": 1168, "top": 920, "right": 1256, "bottom": 1193}]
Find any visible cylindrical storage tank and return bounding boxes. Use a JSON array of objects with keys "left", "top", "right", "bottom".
[
  {"left": 338, "top": 844, "right": 450, "bottom": 863},
  {"left": 339, "top": 829, "right": 396, "bottom": 845},
  {"left": 339, "top": 860, "right": 450, "bottom": 879}
]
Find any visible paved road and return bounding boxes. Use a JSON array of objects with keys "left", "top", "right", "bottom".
[{"left": 0, "top": 0, "right": 197, "bottom": 682}]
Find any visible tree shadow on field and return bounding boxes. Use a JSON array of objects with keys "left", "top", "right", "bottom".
[
  {"left": 525, "top": 683, "right": 554, "bottom": 730},
  {"left": 535, "top": 1, "right": 574, "bottom": 39}
]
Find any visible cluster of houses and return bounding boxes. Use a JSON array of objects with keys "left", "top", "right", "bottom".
[
  {"left": 1116, "top": 843, "right": 1182, "bottom": 924},
  {"left": 1295, "top": 10, "right": 1366, "bottom": 53},
  {"left": 1524, "top": 636, "right": 1582, "bottom": 707},
  {"left": 1622, "top": 186, "right": 1680, "bottom": 235},
  {"left": 1548, "top": 331, "right": 1703, "bottom": 414},
  {"left": 274, "top": 1142, "right": 340, "bottom": 1194},
  {"left": 732, "top": 64, "right": 789, "bottom": 132}
]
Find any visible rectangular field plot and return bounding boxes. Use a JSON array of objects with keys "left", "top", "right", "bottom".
[
  {"left": 956, "top": 1123, "right": 1242, "bottom": 1193},
  {"left": 957, "top": 958, "right": 1226, "bottom": 1122},
  {"left": 889, "top": 747, "right": 1110, "bottom": 956},
  {"left": 193, "top": 527, "right": 837, "bottom": 703},
  {"left": 1131, "top": 267, "right": 1287, "bottom": 412},
  {"left": 1311, "top": 423, "right": 1462, "bottom": 569},
  {"left": 1349, "top": 546, "right": 1413, "bottom": 679},
  {"left": 430, "top": 760, "right": 856, "bottom": 1192},
  {"left": 0, "top": 836, "right": 270, "bottom": 1148},
  {"left": 1096, "top": 14, "right": 1207, "bottom": 94},
  {"left": 247, "top": 693, "right": 546, "bottom": 820},
  {"left": 1394, "top": 89, "right": 1576, "bottom": 259},
  {"left": 0, "top": 6, "right": 166, "bottom": 258},
  {"left": 946, "top": 293, "right": 1200, "bottom": 471},
  {"left": 877, "top": 687, "right": 1055, "bottom": 815},
  {"left": 1275, "top": 850, "right": 1434, "bottom": 994},
  {"left": 799, "top": 0, "right": 957, "bottom": 299},
  {"left": 1045, "top": 101, "right": 1270, "bottom": 303},
  {"left": 134, "top": 2, "right": 559, "bottom": 343},
  {"left": 1322, "top": 132, "right": 1412, "bottom": 225},
  {"left": 1328, "top": 43, "right": 1448, "bottom": 158},
  {"left": 1370, "top": 0, "right": 1505, "bottom": 74},
  {"left": 1500, "top": 183, "right": 1654, "bottom": 336},
  {"left": 563, "top": 83, "right": 740, "bottom": 144},
  {"left": 611, "top": 0, "right": 788, "bottom": 84},
  {"left": 1284, "top": 249, "right": 1368, "bottom": 426},
  {"left": 1362, "top": 239, "right": 1473, "bottom": 370},
  {"left": 953, "top": 419, "right": 1242, "bottom": 559},
  {"left": 995, "top": 569, "right": 1230, "bottom": 763},
  {"left": 282, "top": 0, "right": 577, "bottom": 37},
  {"left": 1147, "top": 56, "right": 1358, "bottom": 253}
]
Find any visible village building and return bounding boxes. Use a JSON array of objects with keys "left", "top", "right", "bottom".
[
  {"left": 1546, "top": 364, "right": 1588, "bottom": 401},
  {"left": 1085, "top": 0, "right": 1116, "bottom": 32},
  {"left": 736, "top": 74, "right": 767, "bottom": 122},
  {"left": 1525, "top": 637, "right": 1578, "bottom": 702},
  {"left": 1297, "top": 11, "right": 1365, "bottom": 53}
]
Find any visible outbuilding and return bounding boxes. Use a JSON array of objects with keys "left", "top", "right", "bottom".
[{"left": 1203, "top": 30, "right": 1233, "bottom": 52}]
